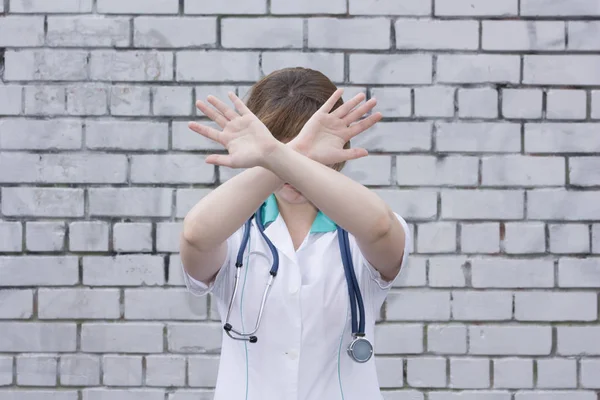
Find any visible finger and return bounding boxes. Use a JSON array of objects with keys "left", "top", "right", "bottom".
[
  {"left": 228, "top": 91, "right": 252, "bottom": 116},
  {"left": 332, "top": 92, "right": 366, "bottom": 118},
  {"left": 205, "top": 154, "right": 234, "bottom": 167},
  {"left": 347, "top": 112, "right": 382, "bottom": 138},
  {"left": 188, "top": 121, "right": 223, "bottom": 145},
  {"left": 343, "top": 98, "right": 378, "bottom": 125},
  {"left": 196, "top": 100, "right": 228, "bottom": 128},
  {"left": 319, "top": 88, "right": 344, "bottom": 114},
  {"left": 339, "top": 147, "right": 369, "bottom": 161},
  {"left": 207, "top": 95, "right": 239, "bottom": 121}
]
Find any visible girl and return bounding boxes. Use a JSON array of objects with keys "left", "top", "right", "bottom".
[{"left": 180, "top": 68, "right": 410, "bottom": 400}]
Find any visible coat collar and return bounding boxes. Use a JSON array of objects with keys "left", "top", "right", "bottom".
[{"left": 261, "top": 194, "right": 336, "bottom": 233}]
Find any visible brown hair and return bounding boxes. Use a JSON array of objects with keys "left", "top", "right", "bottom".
[{"left": 245, "top": 67, "right": 350, "bottom": 171}]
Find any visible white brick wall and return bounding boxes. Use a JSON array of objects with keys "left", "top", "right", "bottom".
[{"left": 0, "top": 0, "right": 598, "bottom": 397}]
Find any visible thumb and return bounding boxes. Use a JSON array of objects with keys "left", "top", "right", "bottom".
[
  {"left": 205, "top": 154, "right": 234, "bottom": 167},
  {"left": 341, "top": 147, "right": 368, "bottom": 161}
]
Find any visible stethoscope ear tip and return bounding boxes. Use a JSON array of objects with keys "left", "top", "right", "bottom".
[{"left": 249, "top": 336, "right": 258, "bottom": 343}]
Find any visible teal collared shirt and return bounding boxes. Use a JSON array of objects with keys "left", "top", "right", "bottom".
[{"left": 261, "top": 194, "right": 337, "bottom": 233}]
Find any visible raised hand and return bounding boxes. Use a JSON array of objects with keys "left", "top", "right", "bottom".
[
  {"left": 290, "top": 88, "right": 382, "bottom": 166},
  {"left": 188, "top": 92, "right": 278, "bottom": 169}
]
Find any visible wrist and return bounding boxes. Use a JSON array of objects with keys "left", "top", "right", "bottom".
[{"left": 260, "top": 140, "right": 287, "bottom": 171}]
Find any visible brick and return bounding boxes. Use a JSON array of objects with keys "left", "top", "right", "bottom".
[
  {"left": 97, "top": 0, "right": 177, "bottom": 13},
  {"left": 458, "top": 88, "right": 498, "bottom": 119},
  {"left": 528, "top": 189, "right": 600, "bottom": 220},
  {"left": 568, "top": 22, "right": 600, "bottom": 50},
  {"left": 68, "top": 222, "right": 109, "bottom": 252},
  {"left": 396, "top": 19, "right": 478, "bottom": 50},
  {"left": 435, "top": 0, "right": 517, "bottom": 15},
  {"left": 83, "top": 389, "right": 165, "bottom": 400},
  {"left": 452, "top": 291, "right": 512, "bottom": 321},
  {"left": 156, "top": 222, "right": 181, "bottom": 252},
  {"left": 83, "top": 255, "right": 165, "bottom": 286},
  {"left": 436, "top": 123, "right": 521, "bottom": 153},
  {"left": 39, "top": 289, "right": 120, "bottom": 320},
  {"left": 515, "top": 393, "right": 597, "bottom": 400},
  {"left": 153, "top": 87, "right": 193, "bottom": 116},
  {"left": 60, "top": 355, "right": 100, "bottom": 386},
  {"left": 176, "top": 189, "right": 212, "bottom": 219},
  {"left": 167, "top": 323, "right": 222, "bottom": 353},
  {"left": 417, "top": 222, "right": 457, "bottom": 253},
  {"left": 184, "top": 0, "right": 266, "bottom": 14},
  {"left": 376, "top": 357, "right": 404, "bottom": 388},
  {"left": 172, "top": 121, "right": 224, "bottom": 150},
  {"left": 0, "top": 323, "right": 76, "bottom": 352},
  {"left": 134, "top": 17, "right": 216, "bottom": 48},
  {"left": 131, "top": 155, "right": 215, "bottom": 184},
  {"left": 524, "top": 56, "right": 600, "bottom": 85},
  {"left": 17, "top": 355, "right": 57, "bottom": 386},
  {"left": 103, "top": 355, "right": 142, "bottom": 386},
  {"left": 558, "top": 258, "right": 600, "bottom": 288},
  {"left": 110, "top": 86, "right": 151, "bottom": 116},
  {"left": 469, "top": 326, "right": 552, "bottom": 355},
  {"left": 461, "top": 223, "right": 499, "bottom": 254},
  {"left": 373, "top": 189, "right": 437, "bottom": 220},
  {"left": 369, "top": 87, "right": 411, "bottom": 117},
  {"left": 0, "top": 221, "right": 22, "bottom": 252},
  {"left": 113, "top": 223, "right": 153, "bottom": 253},
  {"left": 493, "top": 358, "right": 533, "bottom": 389},
  {"left": 0, "top": 17, "right": 45, "bottom": 47},
  {"left": 549, "top": 224, "right": 589, "bottom": 254},
  {"left": 349, "top": 0, "right": 430, "bottom": 15},
  {"left": 24, "top": 86, "right": 66, "bottom": 115},
  {"left": 503, "top": 222, "right": 545, "bottom": 254},
  {"left": 581, "top": 359, "right": 600, "bottom": 388},
  {"left": 222, "top": 18, "right": 302, "bottom": 49},
  {"left": 86, "top": 121, "right": 168, "bottom": 150},
  {"left": 0, "top": 119, "right": 82, "bottom": 150},
  {"left": 482, "top": 156, "right": 565, "bottom": 187},
  {"left": 90, "top": 51, "right": 173, "bottom": 81},
  {"left": 0, "top": 356, "right": 13, "bottom": 385},
  {"left": 428, "top": 256, "right": 469, "bottom": 288},
  {"left": 261, "top": 52, "right": 344, "bottom": 82},
  {"left": 167, "top": 255, "right": 186, "bottom": 286},
  {"left": 375, "top": 324, "right": 423, "bottom": 354},
  {"left": 272, "top": 0, "right": 346, "bottom": 13},
  {"left": 427, "top": 324, "right": 467, "bottom": 354},
  {"left": 441, "top": 190, "right": 524, "bottom": 220},
  {"left": 188, "top": 356, "right": 219, "bottom": 387},
  {"left": 309, "top": 18, "right": 389, "bottom": 49},
  {"left": 81, "top": 323, "right": 164, "bottom": 353},
  {"left": 437, "top": 55, "right": 520, "bottom": 84},
  {"left": 387, "top": 290, "right": 450, "bottom": 321},
  {"left": 450, "top": 358, "right": 490, "bottom": 389},
  {"left": 570, "top": 157, "right": 600, "bottom": 186},
  {"left": 406, "top": 357, "right": 446, "bottom": 388},
  {"left": 521, "top": 0, "right": 600, "bottom": 16},
  {"left": 146, "top": 355, "right": 186, "bottom": 387},
  {"left": 0, "top": 85, "right": 22, "bottom": 115},
  {"left": 66, "top": 84, "right": 109, "bottom": 116},
  {"left": 47, "top": 16, "right": 130, "bottom": 47},
  {"left": 0, "top": 289, "right": 33, "bottom": 319},
  {"left": 49, "top": 154, "right": 127, "bottom": 184},
  {"left": 483, "top": 21, "right": 565, "bottom": 50},
  {"left": 472, "top": 258, "right": 554, "bottom": 288},
  {"left": 125, "top": 289, "right": 207, "bottom": 320},
  {"left": 502, "top": 89, "right": 543, "bottom": 119},
  {"left": 2, "top": 187, "right": 83, "bottom": 217},
  {"left": 558, "top": 327, "right": 600, "bottom": 355},
  {"left": 4, "top": 50, "right": 88, "bottom": 81},
  {"left": 350, "top": 54, "right": 432, "bottom": 84},
  {"left": 0, "top": 392, "right": 78, "bottom": 400},
  {"left": 593, "top": 224, "right": 600, "bottom": 253},
  {"left": 515, "top": 292, "right": 598, "bottom": 321},
  {"left": 342, "top": 156, "right": 391, "bottom": 185},
  {"left": 26, "top": 222, "right": 66, "bottom": 252},
  {"left": 414, "top": 87, "right": 454, "bottom": 117},
  {"left": 177, "top": 51, "right": 259, "bottom": 82},
  {"left": 537, "top": 359, "right": 577, "bottom": 388},
  {"left": 353, "top": 122, "right": 432, "bottom": 152},
  {"left": 89, "top": 188, "right": 172, "bottom": 217},
  {"left": 397, "top": 156, "right": 477, "bottom": 186},
  {"left": 547, "top": 90, "right": 587, "bottom": 120},
  {"left": 10, "top": 0, "right": 92, "bottom": 12},
  {"left": 430, "top": 393, "right": 510, "bottom": 400},
  {"left": 0, "top": 256, "right": 78, "bottom": 287}
]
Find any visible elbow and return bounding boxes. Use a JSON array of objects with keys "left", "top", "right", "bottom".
[
  {"left": 181, "top": 218, "right": 210, "bottom": 253},
  {"left": 369, "top": 208, "right": 395, "bottom": 243}
]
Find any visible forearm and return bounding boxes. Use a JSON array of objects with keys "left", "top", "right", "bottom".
[{"left": 262, "top": 143, "right": 393, "bottom": 243}]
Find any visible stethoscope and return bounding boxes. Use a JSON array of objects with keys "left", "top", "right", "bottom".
[{"left": 222, "top": 204, "right": 374, "bottom": 363}]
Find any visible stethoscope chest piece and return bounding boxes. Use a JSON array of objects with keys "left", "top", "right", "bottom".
[{"left": 347, "top": 335, "right": 373, "bottom": 363}]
